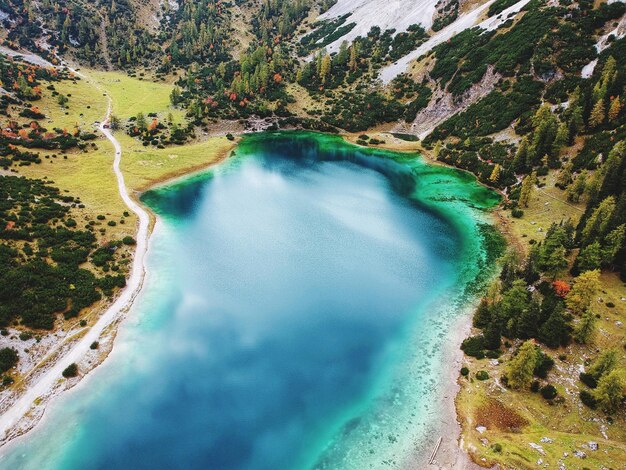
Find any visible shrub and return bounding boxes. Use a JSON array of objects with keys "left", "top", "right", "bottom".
[
  {"left": 476, "top": 370, "right": 489, "bottom": 381},
  {"left": 580, "top": 390, "right": 597, "bottom": 409},
  {"left": 579, "top": 372, "right": 598, "bottom": 389},
  {"left": 62, "top": 363, "right": 78, "bottom": 378},
  {"left": 90, "top": 341, "right": 99, "bottom": 350},
  {"left": 530, "top": 380, "right": 540, "bottom": 392},
  {"left": 0, "top": 348, "right": 19, "bottom": 374},
  {"left": 97, "top": 215, "right": 106, "bottom": 220},
  {"left": 491, "top": 443, "right": 503, "bottom": 453},
  {"left": 461, "top": 366, "right": 470, "bottom": 376},
  {"left": 540, "top": 384, "right": 558, "bottom": 400},
  {"left": 461, "top": 335, "right": 486, "bottom": 358},
  {"left": 122, "top": 236, "right": 136, "bottom": 245},
  {"left": 511, "top": 208, "right": 524, "bottom": 218},
  {"left": 534, "top": 351, "right": 555, "bottom": 379},
  {"left": 226, "top": 133, "right": 235, "bottom": 141}
]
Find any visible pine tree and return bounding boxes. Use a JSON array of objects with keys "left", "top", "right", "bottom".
[
  {"left": 574, "top": 309, "right": 597, "bottom": 344},
  {"left": 556, "top": 162, "right": 572, "bottom": 189},
  {"left": 348, "top": 44, "right": 358, "bottom": 71},
  {"left": 601, "top": 224, "right": 626, "bottom": 266},
  {"left": 608, "top": 96, "right": 622, "bottom": 121},
  {"left": 588, "top": 350, "right": 617, "bottom": 380},
  {"left": 518, "top": 172, "right": 536, "bottom": 208},
  {"left": 489, "top": 164, "right": 502, "bottom": 183},
  {"left": 320, "top": 54, "right": 331, "bottom": 84},
  {"left": 552, "top": 122, "right": 569, "bottom": 155},
  {"left": 433, "top": 140, "right": 442, "bottom": 159},
  {"left": 135, "top": 112, "right": 146, "bottom": 130},
  {"left": 538, "top": 307, "right": 569, "bottom": 348},
  {"left": 594, "top": 369, "right": 624, "bottom": 414},
  {"left": 544, "top": 245, "right": 568, "bottom": 279},
  {"left": 589, "top": 99, "right": 606, "bottom": 128},
  {"left": 566, "top": 171, "right": 587, "bottom": 203},
  {"left": 566, "top": 270, "right": 601, "bottom": 315},
  {"left": 507, "top": 340, "right": 538, "bottom": 390},
  {"left": 576, "top": 241, "right": 602, "bottom": 271},
  {"left": 574, "top": 310, "right": 596, "bottom": 344},
  {"left": 581, "top": 196, "right": 616, "bottom": 244},
  {"left": 568, "top": 106, "right": 584, "bottom": 139},
  {"left": 513, "top": 137, "right": 529, "bottom": 173}
]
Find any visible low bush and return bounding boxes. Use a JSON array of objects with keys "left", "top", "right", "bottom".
[
  {"left": 540, "top": 384, "right": 558, "bottom": 400},
  {"left": 580, "top": 390, "right": 597, "bottom": 409},
  {"left": 476, "top": 370, "right": 489, "bottom": 381},
  {"left": 62, "top": 363, "right": 78, "bottom": 378}
]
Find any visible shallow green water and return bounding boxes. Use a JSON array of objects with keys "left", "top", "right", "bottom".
[{"left": 0, "top": 132, "right": 500, "bottom": 469}]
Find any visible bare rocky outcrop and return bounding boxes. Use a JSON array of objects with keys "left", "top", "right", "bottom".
[{"left": 392, "top": 64, "right": 501, "bottom": 139}]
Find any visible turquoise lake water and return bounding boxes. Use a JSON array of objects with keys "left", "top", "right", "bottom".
[{"left": 0, "top": 133, "right": 499, "bottom": 469}]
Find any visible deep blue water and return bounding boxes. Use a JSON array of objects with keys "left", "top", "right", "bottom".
[{"left": 0, "top": 133, "right": 494, "bottom": 469}]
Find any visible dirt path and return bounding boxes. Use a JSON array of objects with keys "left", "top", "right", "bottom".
[{"left": 0, "top": 61, "right": 151, "bottom": 446}]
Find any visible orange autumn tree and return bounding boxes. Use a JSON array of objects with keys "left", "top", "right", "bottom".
[{"left": 552, "top": 280, "right": 570, "bottom": 298}]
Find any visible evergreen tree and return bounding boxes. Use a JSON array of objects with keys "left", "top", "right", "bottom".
[
  {"left": 601, "top": 224, "right": 626, "bottom": 267},
  {"left": 574, "top": 309, "right": 596, "bottom": 344},
  {"left": 589, "top": 98, "right": 606, "bottom": 128},
  {"left": 608, "top": 96, "right": 622, "bottom": 121},
  {"left": 594, "top": 370, "right": 624, "bottom": 414},
  {"left": 575, "top": 242, "right": 602, "bottom": 272},
  {"left": 135, "top": 112, "right": 147, "bottom": 130},
  {"left": 566, "top": 270, "right": 601, "bottom": 315},
  {"left": 513, "top": 137, "right": 530, "bottom": 173},
  {"left": 544, "top": 245, "right": 568, "bottom": 279},
  {"left": 519, "top": 172, "right": 536, "bottom": 208},
  {"left": 538, "top": 308, "right": 570, "bottom": 348},
  {"left": 320, "top": 53, "right": 331, "bottom": 84},
  {"left": 556, "top": 162, "right": 572, "bottom": 189},
  {"left": 489, "top": 164, "right": 502, "bottom": 183},
  {"left": 507, "top": 340, "right": 538, "bottom": 390},
  {"left": 581, "top": 196, "right": 616, "bottom": 244},
  {"left": 515, "top": 299, "right": 542, "bottom": 339},
  {"left": 566, "top": 171, "right": 587, "bottom": 203},
  {"left": 588, "top": 349, "right": 617, "bottom": 380}
]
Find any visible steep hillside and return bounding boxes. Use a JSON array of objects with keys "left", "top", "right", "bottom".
[{"left": 317, "top": 0, "right": 441, "bottom": 53}]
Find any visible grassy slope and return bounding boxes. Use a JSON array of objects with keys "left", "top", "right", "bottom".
[
  {"left": 457, "top": 172, "right": 626, "bottom": 469},
  {"left": 87, "top": 71, "right": 237, "bottom": 191},
  {"left": 11, "top": 69, "right": 236, "bottom": 325},
  {"left": 15, "top": 73, "right": 136, "bottom": 242},
  {"left": 88, "top": 70, "right": 186, "bottom": 122},
  {"left": 118, "top": 133, "right": 236, "bottom": 191}
]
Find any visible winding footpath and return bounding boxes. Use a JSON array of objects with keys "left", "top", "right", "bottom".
[{"left": 0, "top": 69, "right": 151, "bottom": 445}]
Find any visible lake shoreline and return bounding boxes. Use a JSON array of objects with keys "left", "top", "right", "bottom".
[
  {"left": 0, "top": 131, "right": 503, "bottom": 470},
  {"left": 0, "top": 136, "right": 238, "bottom": 452}
]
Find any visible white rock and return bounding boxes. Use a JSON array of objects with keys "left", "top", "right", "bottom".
[
  {"left": 573, "top": 450, "right": 587, "bottom": 459},
  {"left": 530, "top": 442, "right": 545, "bottom": 455},
  {"left": 476, "top": 426, "right": 487, "bottom": 434}
]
